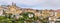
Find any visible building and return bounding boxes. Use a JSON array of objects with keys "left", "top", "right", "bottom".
[{"left": 0, "top": 3, "right": 60, "bottom": 18}]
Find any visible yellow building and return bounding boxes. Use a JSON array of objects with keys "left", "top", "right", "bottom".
[
  {"left": 57, "top": 12, "right": 60, "bottom": 17},
  {"left": 0, "top": 3, "right": 56, "bottom": 17},
  {"left": 41, "top": 9, "right": 50, "bottom": 18},
  {"left": 56, "top": 10, "right": 60, "bottom": 17}
]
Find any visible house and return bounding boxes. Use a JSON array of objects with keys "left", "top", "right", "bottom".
[{"left": 0, "top": 6, "right": 3, "bottom": 16}]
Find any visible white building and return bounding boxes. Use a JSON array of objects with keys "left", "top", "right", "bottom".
[
  {"left": 28, "top": 14, "right": 34, "bottom": 18},
  {"left": 0, "top": 10, "right": 3, "bottom": 16},
  {"left": 48, "top": 11, "right": 57, "bottom": 23},
  {"left": 0, "top": 6, "right": 3, "bottom": 16}
]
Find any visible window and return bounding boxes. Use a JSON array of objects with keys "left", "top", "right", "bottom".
[{"left": 40, "top": 10, "right": 42, "bottom": 14}]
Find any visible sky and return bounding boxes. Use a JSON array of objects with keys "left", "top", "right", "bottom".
[{"left": 0, "top": 0, "right": 60, "bottom": 10}]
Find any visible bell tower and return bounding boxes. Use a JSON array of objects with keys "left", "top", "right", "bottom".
[{"left": 12, "top": 2, "right": 16, "bottom": 6}]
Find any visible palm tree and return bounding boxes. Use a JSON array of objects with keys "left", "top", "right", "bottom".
[{"left": 3, "top": 10, "right": 7, "bottom": 17}]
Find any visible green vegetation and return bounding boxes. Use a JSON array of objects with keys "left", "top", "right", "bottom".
[
  {"left": 0, "top": 12, "right": 48, "bottom": 23},
  {"left": 19, "top": 12, "right": 35, "bottom": 23}
]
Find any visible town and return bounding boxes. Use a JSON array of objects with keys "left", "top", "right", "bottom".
[{"left": 0, "top": 3, "right": 60, "bottom": 23}]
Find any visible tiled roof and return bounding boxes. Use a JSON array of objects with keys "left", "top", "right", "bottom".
[{"left": 56, "top": 9, "right": 60, "bottom": 12}]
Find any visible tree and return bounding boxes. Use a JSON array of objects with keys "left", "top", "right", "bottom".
[{"left": 19, "top": 12, "right": 35, "bottom": 23}]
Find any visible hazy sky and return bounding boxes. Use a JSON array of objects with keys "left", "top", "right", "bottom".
[{"left": 0, "top": 0, "right": 60, "bottom": 10}]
